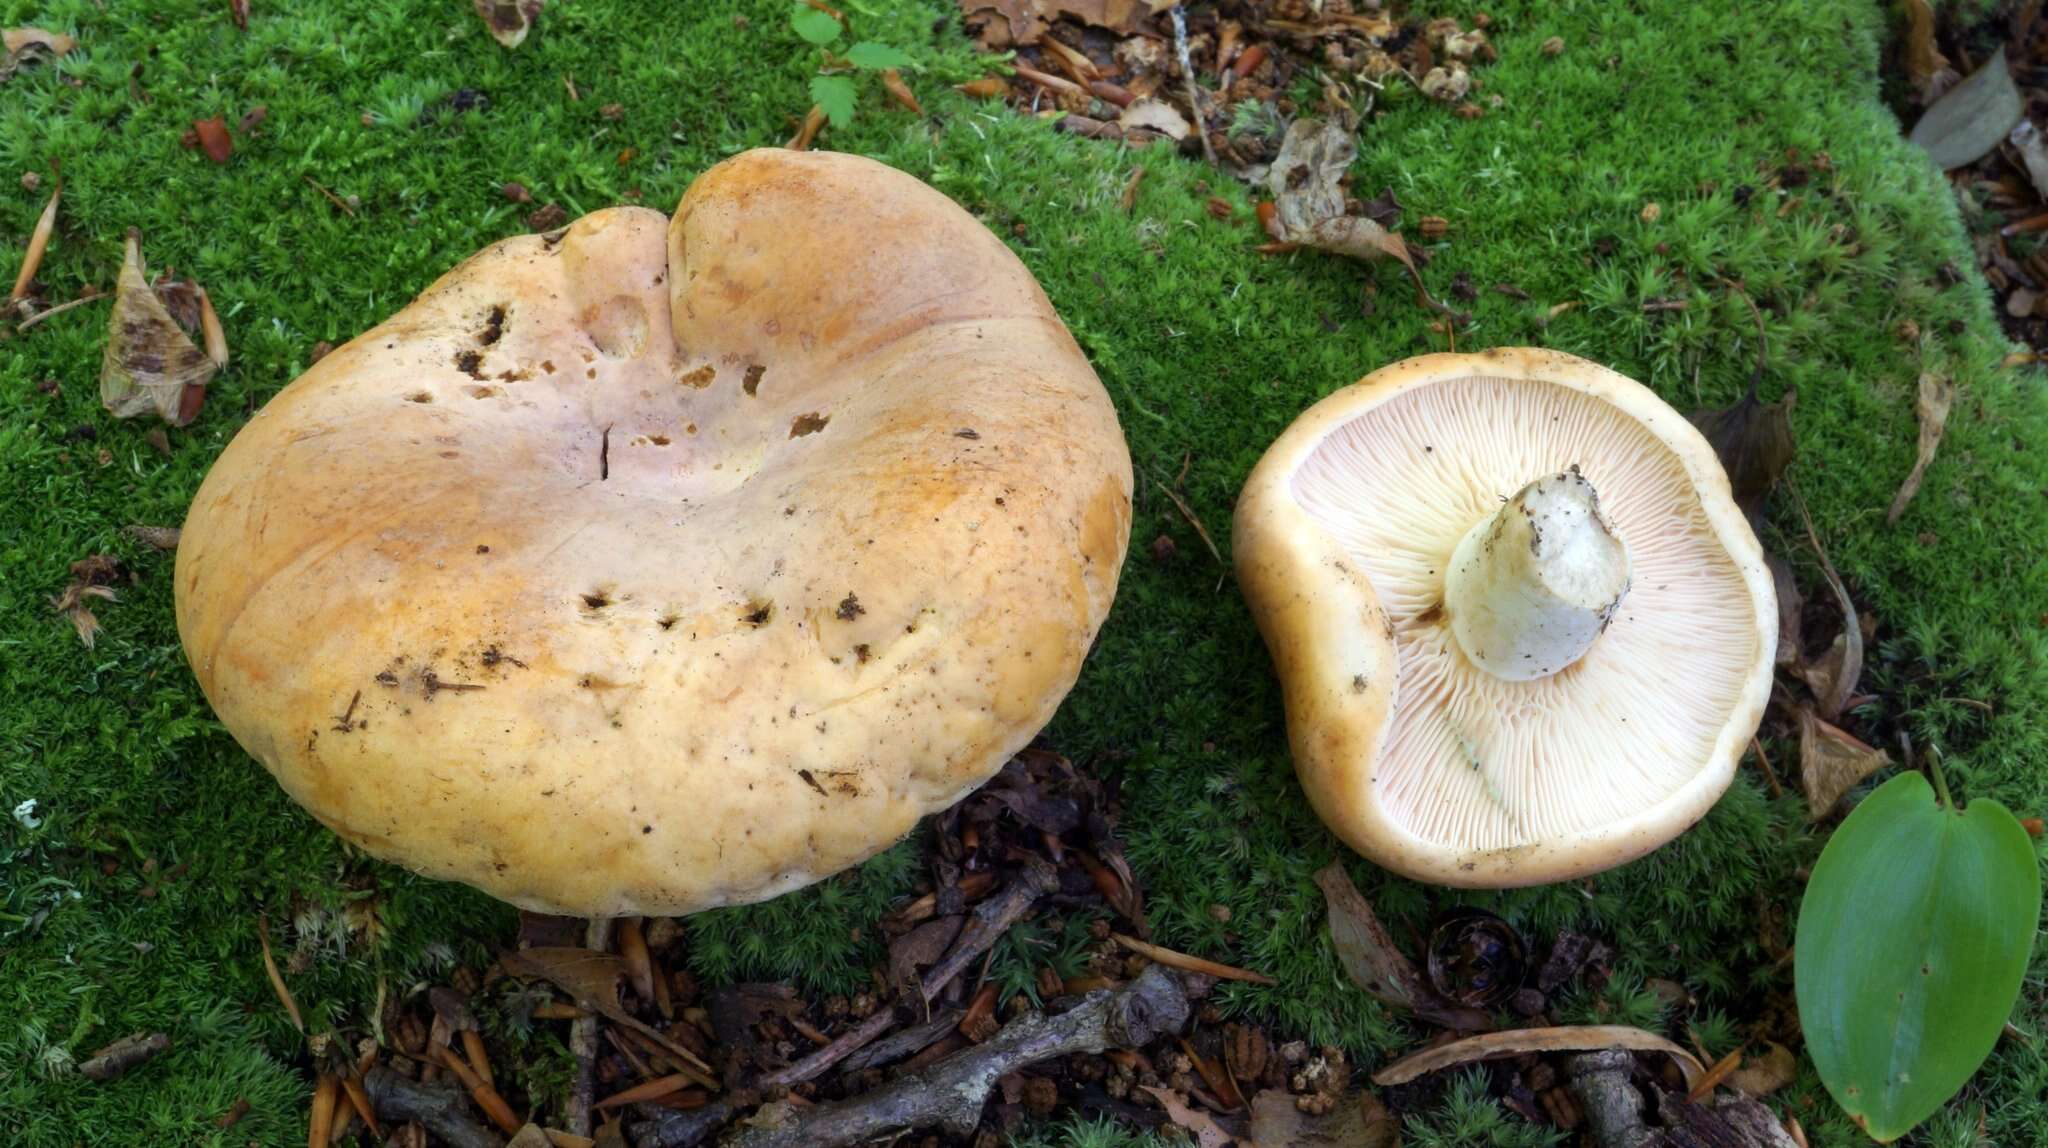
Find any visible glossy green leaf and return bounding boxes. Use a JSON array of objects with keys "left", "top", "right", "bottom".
[
  {"left": 844, "top": 41, "right": 915, "bottom": 70},
  {"left": 810, "top": 74, "right": 858, "bottom": 129},
  {"left": 1796, "top": 771, "right": 2040, "bottom": 1142},
  {"left": 789, "top": 4, "right": 842, "bottom": 45}
]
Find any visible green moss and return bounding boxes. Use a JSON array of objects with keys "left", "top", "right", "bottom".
[{"left": 2, "top": 0, "right": 2044, "bottom": 1145}]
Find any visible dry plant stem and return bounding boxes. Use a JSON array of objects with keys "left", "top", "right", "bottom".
[
  {"left": 77, "top": 1032, "right": 170, "bottom": 1081},
  {"left": 757, "top": 858, "right": 1059, "bottom": 1089},
  {"left": 729, "top": 965, "right": 1190, "bottom": 1148},
  {"left": 257, "top": 916, "right": 305, "bottom": 1032},
  {"left": 365, "top": 1066, "right": 505, "bottom": 1148},
  {"left": 14, "top": 286, "right": 105, "bottom": 331},
  {"left": 1169, "top": 6, "right": 1218, "bottom": 166},
  {"left": 569, "top": 916, "right": 616, "bottom": 1138}
]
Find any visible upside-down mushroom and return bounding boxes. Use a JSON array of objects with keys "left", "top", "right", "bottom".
[
  {"left": 175, "top": 149, "right": 1133, "bottom": 916},
  {"left": 1234, "top": 348, "right": 1774, "bottom": 887}
]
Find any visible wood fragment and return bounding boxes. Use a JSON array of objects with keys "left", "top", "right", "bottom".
[
  {"left": 308, "top": 1074, "right": 340, "bottom": 1148},
  {"left": 437, "top": 1045, "right": 523, "bottom": 1135},
  {"left": 365, "top": 1065, "right": 505, "bottom": 1148},
  {"left": 726, "top": 967, "right": 1189, "bottom": 1148},
  {"left": 257, "top": 917, "right": 305, "bottom": 1032},
  {"left": 216, "top": 1096, "right": 251, "bottom": 1128},
  {"left": 1111, "top": 933, "right": 1272, "bottom": 985},
  {"left": 568, "top": 917, "right": 615, "bottom": 1137},
  {"left": 758, "top": 858, "right": 1059, "bottom": 1088},
  {"left": 78, "top": 1033, "right": 170, "bottom": 1082},
  {"left": 1012, "top": 62, "right": 1084, "bottom": 96},
  {"left": 9, "top": 178, "right": 59, "bottom": 303}
]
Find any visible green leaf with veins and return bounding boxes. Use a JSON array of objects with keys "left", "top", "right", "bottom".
[
  {"left": 1795, "top": 771, "right": 2040, "bottom": 1142},
  {"left": 844, "top": 41, "right": 915, "bottom": 70},
  {"left": 810, "top": 74, "right": 858, "bottom": 128},
  {"left": 789, "top": 4, "right": 842, "bottom": 45}
]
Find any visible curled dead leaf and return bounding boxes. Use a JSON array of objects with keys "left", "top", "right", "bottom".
[
  {"left": 1885, "top": 372, "right": 1954, "bottom": 525},
  {"left": 1251, "top": 1088, "right": 1400, "bottom": 1148},
  {"left": 959, "top": 0, "right": 1170, "bottom": 49},
  {"left": 1315, "top": 863, "right": 1490, "bottom": 1030},
  {"left": 2, "top": 27, "right": 75, "bottom": 81},
  {"left": 1265, "top": 119, "right": 1456, "bottom": 318},
  {"left": 100, "top": 230, "right": 217, "bottom": 426},
  {"left": 474, "top": 0, "right": 543, "bottom": 49},
  {"left": 1900, "top": 0, "right": 1954, "bottom": 103},
  {"left": 1141, "top": 1087, "right": 1230, "bottom": 1148},
  {"left": 1726, "top": 1041, "right": 1797, "bottom": 1097},
  {"left": 1792, "top": 489, "right": 1861, "bottom": 721},
  {"left": 1691, "top": 386, "right": 1796, "bottom": 519},
  {"left": 1798, "top": 707, "right": 1890, "bottom": 820},
  {"left": 881, "top": 69, "right": 922, "bottom": 116},
  {"left": 1118, "top": 98, "right": 1190, "bottom": 141},
  {"left": 191, "top": 117, "right": 232, "bottom": 163},
  {"left": 1372, "top": 1025, "right": 1706, "bottom": 1088}
]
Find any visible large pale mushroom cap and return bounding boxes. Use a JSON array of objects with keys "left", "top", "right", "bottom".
[
  {"left": 175, "top": 149, "right": 1132, "bottom": 916},
  {"left": 1234, "top": 348, "right": 1774, "bottom": 887}
]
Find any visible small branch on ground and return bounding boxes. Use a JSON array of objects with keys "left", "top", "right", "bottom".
[
  {"left": 1567, "top": 1050, "right": 1801, "bottom": 1148},
  {"left": 571, "top": 917, "right": 617, "bottom": 1137},
  {"left": 365, "top": 1065, "right": 506, "bottom": 1148},
  {"left": 730, "top": 965, "right": 1190, "bottom": 1148},
  {"left": 78, "top": 1033, "right": 170, "bottom": 1082},
  {"left": 758, "top": 857, "right": 1059, "bottom": 1088}
]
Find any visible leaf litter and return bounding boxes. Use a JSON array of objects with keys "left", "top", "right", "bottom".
[{"left": 100, "top": 230, "right": 221, "bottom": 426}]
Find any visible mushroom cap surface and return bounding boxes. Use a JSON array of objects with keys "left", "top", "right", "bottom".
[
  {"left": 175, "top": 149, "right": 1132, "bottom": 916},
  {"left": 1233, "top": 348, "right": 1773, "bottom": 887}
]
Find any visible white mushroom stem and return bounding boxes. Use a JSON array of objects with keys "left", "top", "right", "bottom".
[{"left": 1444, "top": 469, "right": 1630, "bottom": 682}]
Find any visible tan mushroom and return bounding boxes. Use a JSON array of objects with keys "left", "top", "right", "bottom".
[
  {"left": 175, "top": 149, "right": 1132, "bottom": 916},
  {"left": 1234, "top": 348, "right": 1774, "bottom": 887}
]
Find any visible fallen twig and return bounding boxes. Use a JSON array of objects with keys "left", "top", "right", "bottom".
[
  {"left": 14, "top": 286, "right": 105, "bottom": 331},
  {"left": 365, "top": 1065, "right": 505, "bottom": 1148},
  {"left": 568, "top": 916, "right": 615, "bottom": 1137},
  {"left": 730, "top": 965, "right": 1190, "bottom": 1148},
  {"left": 1168, "top": 6, "right": 1217, "bottom": 166},
  {"left": 758, "top": 857, "right": 1059, "bottom": 1088},
  {"left": 78, "top": 1033, "right": 170, "bottom": 1082}
]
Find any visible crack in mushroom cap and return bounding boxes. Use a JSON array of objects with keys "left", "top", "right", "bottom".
[
  {"left": 174, "top": 150, "right": 1133, "bottom": 917},
  {"left": 1234, "top": 349, "right": 1774, "bottom": 887}
]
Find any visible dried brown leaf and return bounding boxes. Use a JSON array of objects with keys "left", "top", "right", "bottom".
[
  {"left": 1141, "top": 1087, "right": 1230, "bottom": 1148},
  {"left": 50, "top": 583, "right": 116, "bottom": 647},
  {"left": 9, "top": 178, "right": 58, "bottom": 303},
  {"left": 100, "top": 230, "right": 216, "bottom": 426},
  {"left": 1372, "top": 1025, "right": 1706, "bottom": 1088},
  {"left": 1767, "top": 554, "right": 1802, "bottom": 667},
  {"left": 1118, "top": 98, "right": 1189, "bottom": 141},
  {"left": 1315, "top": 863, "right": 1490, "bottom": 1030},
  {"left": 501, "top": 948, "right": 718, "bottom": 1084},
  {"left": 1725, "top": 1041, "right": 1797, "bottom": 1097},
  {"left": 192, "top": 117, "right": 232, "bottom": 163},
  {"left": 1885, "top": 372, "right": 1954, "bottom": 524},
  {"left": 1798, "top": 707, "right": 1890, "bottom": 820},
  {"left": 256, "top": 916, "right": 305, "bottom": 1032},
  {"left": 1900, "top": 0, "right": 1952, "bottom": 101},
  {"left": 474, "top": 0, "right": 543, "bottom": 49},
  {"left": 3, "top": 27, "right": 76, "bottom": 56},
  {"left": 230, "top": 0, "right": 250, "bottom": 31},
  {"left": 1251, "top": 1088, "right": 1401, "bottom": 1148},
  {"left": 1911, "top": 47, "right": 2022, "bottom": 170},
  {"left": 958, "top": 0, "right": 1170, "bottom": 48},
  {"left": 1792, "top": 490, "right": 1861, "bottom": 720},
  {"left": 1265, "top": 120, "right": 1454, "bottom": 317},
  {"left": 1690, "top": 387, "right": 1796, "bottom": 518}
]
